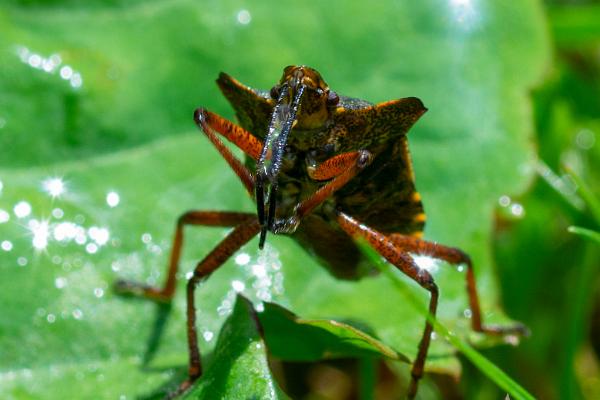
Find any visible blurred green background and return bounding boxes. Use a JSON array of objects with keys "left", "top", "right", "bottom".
[{"left": 0, "top": 0, "right": 598, "bottom": 399}]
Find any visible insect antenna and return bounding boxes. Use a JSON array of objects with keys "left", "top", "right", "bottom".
[{"left": 256, "top": 83, "right": 305, "bottom": 249}]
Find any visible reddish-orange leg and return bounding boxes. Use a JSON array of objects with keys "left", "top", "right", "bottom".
[
  {"left": 388, "top": 234, "right": 529, "bottom": 336},
  {"left": 336, "top": 213, "right": 527, "bottom": 399}
]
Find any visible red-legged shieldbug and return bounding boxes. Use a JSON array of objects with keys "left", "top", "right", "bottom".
[{"left": 116, "top": 66, "right": 528, "bottom": 399}]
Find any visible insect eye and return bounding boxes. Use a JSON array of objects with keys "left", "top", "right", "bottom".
[
  {"left": 270, "top": 86, "right": 280, "bottom": 100},
  {"left": 327, "top": 90, "right": 339, "bottom": 106}
]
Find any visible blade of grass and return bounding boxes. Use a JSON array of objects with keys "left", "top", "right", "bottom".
[
  {"left": 566, "top": 169, "right": 600, "bottom": 226},
  {"left": 357, "top": 241, "right": 535, "bottom": 400},
  {"left": 568, "top": 226, "right": 600, "bottom": 244}
]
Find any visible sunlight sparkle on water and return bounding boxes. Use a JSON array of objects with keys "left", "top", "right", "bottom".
[
  {"left": 235, "top": 252, "right": 250, "bottom": 265},
  {"left": 236, "top": 9, "right": 251, "bottom": 25},
  {"left": 231, "top": 280, "right": 245, "bottom": 293},
  {"left": 42, "top": 177, "right": 66, "bottom": 198},
  {"left": 413, "top": 255, "right": 439, "bottom": 274},
  {"left": 106, "top": 191, "right": 120, "bottom": 207},
  {"left": 0, "top": 209, "right": 9, "bottom": 223},
  {"left": 29, "top": 219, "right": 50, "bottom": 250},
  {"left": 16, "top": 46, "right": 82, "bottom": 88},
  {"left": 88, "top": 226, "right": 110, "bottom": 246},
  {"left": 449, "top": 0, "right": 479, "bottom": 30},
  {"left": 14, "top": 201, "right": 32, "bottom": 218},
  {"left": 1, "top": 240, "right": 13, "bottom": 251},
  {"left": 202, "top": 331, "right": 214, "bottom": 342}
]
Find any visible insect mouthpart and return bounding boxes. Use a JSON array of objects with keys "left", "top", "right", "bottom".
[{"left": 256, "top": 82, "right": 306, "bottom": 249}]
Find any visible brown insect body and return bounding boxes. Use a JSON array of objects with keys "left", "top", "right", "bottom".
[
  {"left": 218, "top": 66, "right": 426, "bottom": 279},
  {"left": 116, "top": 65, "right": 527, "bottom": 399}
]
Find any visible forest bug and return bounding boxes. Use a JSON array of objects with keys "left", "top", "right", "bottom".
[{"left": 116, "top": 65, "right": 528, "bottom": 398}]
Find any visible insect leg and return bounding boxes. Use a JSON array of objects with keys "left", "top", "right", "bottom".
[
  {"left": 179, "top": 217, "right": 260, "bottom": 394},
  {"left": 115, "top": 211, "right": 255, "bottom": 302},
  {"left": 336, "top": 212, "right": 437, "bottom": 399},
  {"left": 388, "top": 234, "right": 529, "bottom": 336},
  {"left": 294, "top": 150, "right": 372, "bottom": 219},
  {"left": 194, "top": 108, "right": 264, "bottom": 195}
]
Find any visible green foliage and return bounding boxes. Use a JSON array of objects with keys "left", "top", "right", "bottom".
[{"left": 0, "top": 0, "right": 555, "bottom": 399}]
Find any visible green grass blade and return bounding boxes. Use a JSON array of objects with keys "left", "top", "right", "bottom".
[{"left": 568, "top": 226, "right": 600, "bottom": 244}]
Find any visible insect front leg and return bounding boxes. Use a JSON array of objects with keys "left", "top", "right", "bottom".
[
  {"left": 272, "top": 150, "right": 373, "bottom": 234},
  {"left": 336, "top": 212, "right": 438, "bottom": 400},
  {"left": 114, "top": 211, "right": 255, "bottom": 302},
  {"left": 194, "top": 108, "right": 264, "bottom": 195},
  {"left": 388, "top": 234, "right": 529, "bottom": 336}
]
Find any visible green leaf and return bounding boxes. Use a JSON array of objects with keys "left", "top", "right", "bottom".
[
  {"left": 0, "top": 0, "right": 549, "bottom": 398},
  {"left": 182, "top": 295, "right": 289, "bottom": 400},
  {"left": 259, "top": 301, "right": 407, "bottom": 362}
]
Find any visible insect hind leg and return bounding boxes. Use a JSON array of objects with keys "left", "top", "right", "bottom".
[
  {"left": 388, "top": 233, "right": 529, "bottom": 336},
  {"left": 336, "top": 211, "right": 438, "bottom": 399}
]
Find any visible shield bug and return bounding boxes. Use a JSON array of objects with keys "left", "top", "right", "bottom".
[{"left": 115, "top": 65, "right": 528, "bottom": 398}]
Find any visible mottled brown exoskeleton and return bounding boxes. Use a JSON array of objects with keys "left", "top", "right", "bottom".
[{"left": 116, "top": 66, "right": 527, "bottom": 398}]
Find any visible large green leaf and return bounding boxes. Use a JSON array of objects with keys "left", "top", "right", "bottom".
[{"left": 0, "top": 0, "right": 549, "bottom": 398}]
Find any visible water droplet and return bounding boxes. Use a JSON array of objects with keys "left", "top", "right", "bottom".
[
  {"left": 413, "top": 255, "right": 439, "bottom": 274},
  {"left": 510, "top": 203, "right": 525, "bottom": 218},
  {"left": 106, "top": 191, "right": 120, "bottom": 207},
  {"left": 235, "top": 252, "right": 250, "bottom": 266},
  {"left": 70, "top": 72, "right": 82, "bottom": 88},
  {"left": 463, "top": 308, "right": 472, "bottom": 319},
  {"left": 53, "top": 222, "right": 77, "bottom": 241},
  {"left": 74, "top": 214, "right": 85, "bottom": 224},
  {"left": 498, "top": 195, "right": 511, "bottom": 207},
  {"left": 42, "top": 177, "right": 66, "bottom": 198},
  {"left": 28, "top": 53, "right": 42, "bottom": 68},
  {"left": 13, "top": 201, "right": 32, "bottom": 218},
  {"left": 55, "top": 277, "right": 67, "bottom": 289},
  {"left": 52, "top": 208, "right": 64, "bottom": 219},
  {"left": 185, "top": 271, "right": 193, "bottom": 280},
  {"left": 236, "top": 9, "right": 251, "bottom": 25},
  {"left": 111, "top": 261, "right": 121, "bottom": 272},
  {"left": 94, "top": 288, "right": 104, "bottom": 298},
  {"left": 1, "top": 240, "right": 13, "bottom": 251},
  {"left": 60, "top": 65, "right": 73, "bottom": 80},
  {"left": 141, "top": 233, "right": 152, "bottom": 244},
  {"left": 231, "top": 280, "right": 245, "bottom": 293},
  {"left": 75, "top": 227, "right": 87, "bottom": 245},
  {"left": 17, "top": 256, "right": 28, "bottom": 266},
  {"left": 52, "top": 255, "right": 62, "bottom": 264},
  {"left": 88, "top": 226, "right": 110, "bottom": 246},
  {"left": 251, "top": 264, "right": 266, "bottom": 278},
  {"left": 47, "top": 313, "right": 56, "bottom": 323},
  {"left": 457, "top": 265, "right": 464, "bottom": 273},
  {"left": 72, "top": 309, "right": 83, "bottom": 320},
  {"left": 0, "top": 209, "right": 9, "bottom": 224},
  {"left": 202, "top": 331, "right": 214, "bottom": 342},
  {"left": 575, "top": 128, "right": 596, "bottom": 150},
  {"left": 430, "top": 331, "right": 437, "bottom": 340},
  {"left": 255, "top": 302, "right": 265, "bottom": 312},
  {"left": 30, "top": 219, "right": 50, "bottom": 250}
]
